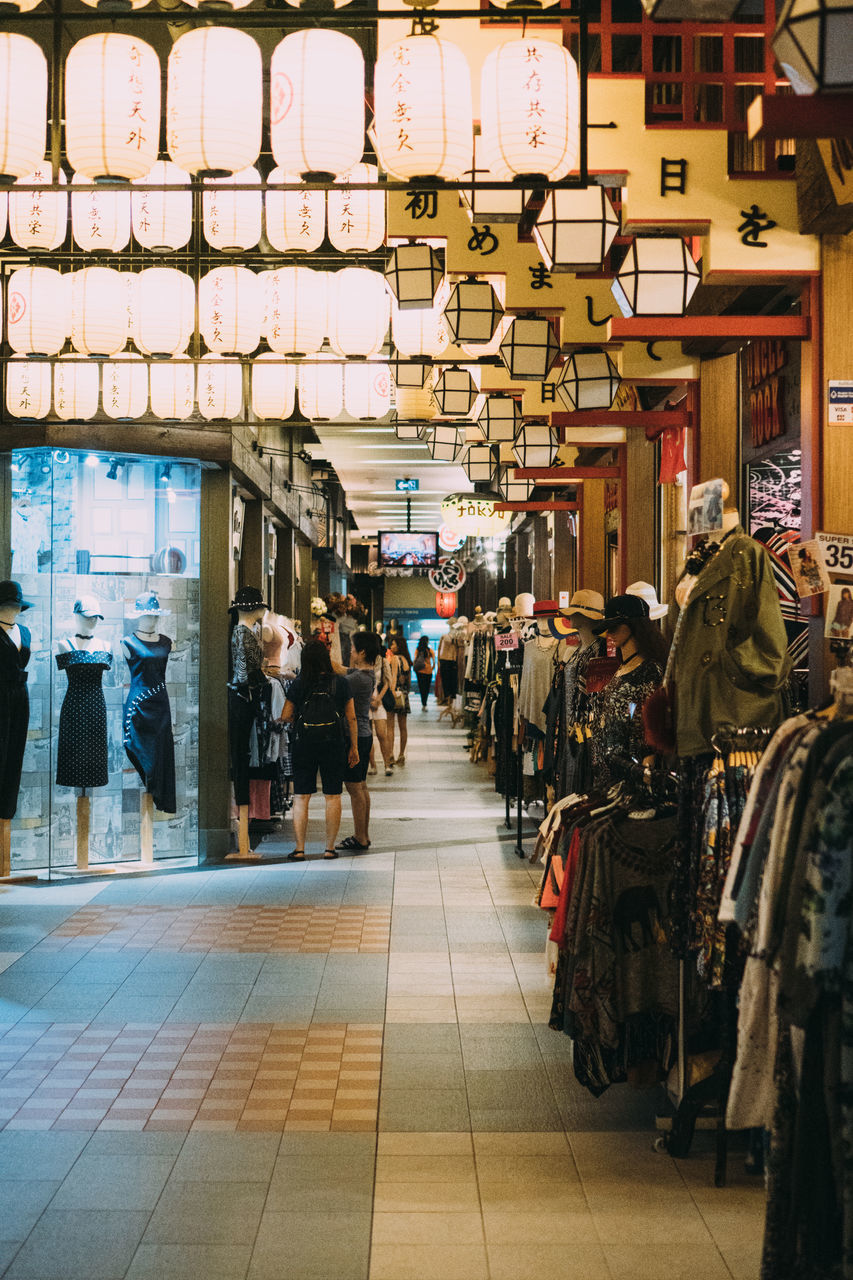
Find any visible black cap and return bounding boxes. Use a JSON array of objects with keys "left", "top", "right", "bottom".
[
  {"left": 230, "top": 586, "right": 268, "bottom": 612},
  {"left": 0, "top": 581, "right": 33, "bottom": 612},
  {"left": 590, "top": 593, "right": 651, "bottom": 634}
]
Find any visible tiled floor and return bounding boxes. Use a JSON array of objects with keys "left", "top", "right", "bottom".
[{"left": 0, "top": 706, "right": 766, "bottom": 1278}]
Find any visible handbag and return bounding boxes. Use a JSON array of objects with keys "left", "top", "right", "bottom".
[
  {"left": 381, "top": 687, "right": 396, "bottom": 713},
  {"left": 393, "top": 688, "right": 407, "bottom": 711}
]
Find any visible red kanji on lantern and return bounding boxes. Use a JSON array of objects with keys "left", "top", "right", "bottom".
[{"left": 435, "top": 591, "right": 457, "bottom": 619}]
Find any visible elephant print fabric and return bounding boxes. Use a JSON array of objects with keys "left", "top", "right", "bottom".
[{"left": 613, "top": 884, "right": 665, "bottom": 953}]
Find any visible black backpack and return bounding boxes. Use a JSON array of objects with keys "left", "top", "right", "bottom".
[{"left": 296, "top": 679, "right": 342, "bottom": 748}]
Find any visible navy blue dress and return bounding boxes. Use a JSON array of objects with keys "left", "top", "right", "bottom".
[
  {"left": 55, "top": 645, "right": 112, "bottom": 789},
  {"left": 122, "top": 633, "right": 176, "bottom": 814},
  {"left": 0, "top": 624, "right": 30, "bottom": 819}
]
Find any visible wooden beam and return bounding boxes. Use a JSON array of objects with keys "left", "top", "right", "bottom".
[
  {"left": 748, "top": 92, "right": 853, "bottom": 140},
  {"left": 551, "top": 410, "right": 691, "bottom": 429},
  {"left": 513, "top": 466, "right": 620, "bottom": 480},
  {"left": 494, "top": 502, "right": 578, "bottom": 511},
  {"left": 608, "top": 315, "right": 810, "bottom": 342}
]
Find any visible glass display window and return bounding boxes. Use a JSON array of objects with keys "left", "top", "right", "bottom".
[{"left": 6, "top": 447, "right": 202, "bottom": 875}]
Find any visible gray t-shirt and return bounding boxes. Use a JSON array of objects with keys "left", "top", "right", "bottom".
[{"left": 346, "top": 668, "right": 375, "bottom": 737}]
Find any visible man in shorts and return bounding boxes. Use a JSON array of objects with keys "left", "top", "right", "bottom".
[{"left": 336, "top": 630, "right": 381, "bottom": 852}]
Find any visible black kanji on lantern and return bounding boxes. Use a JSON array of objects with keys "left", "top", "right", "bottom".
[
  {"left": 660, "top": 157, "right": 688, "bottom": 197},
  {"left": 737, "top": 204, "right": 777, "bottom": 248}
]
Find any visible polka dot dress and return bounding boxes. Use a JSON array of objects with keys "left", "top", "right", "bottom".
[{"left": 55, "top": 646, "right": 112, "bottom": 789}]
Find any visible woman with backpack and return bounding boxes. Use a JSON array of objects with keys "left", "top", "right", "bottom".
[
  {"left": 281, "top": 640, "right": 358, "bottom": 860},
  {"left": 387, "top": 634, "right": 412, "bottom": 767},
  {"left": 412, "top": 635, "right": 435, "bottom": 710}
]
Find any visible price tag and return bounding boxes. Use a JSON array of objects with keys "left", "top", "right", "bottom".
[
  {"left": 495, "top": 631, "right": 519, "bottom": 651},
  {"left": 558, "top": 591, "right": 570, "bottom": 610},
  {"left": 816, "top": 532, "right": 853, "bottom": 577}
]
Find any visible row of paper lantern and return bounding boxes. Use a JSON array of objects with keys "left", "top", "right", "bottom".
[
  {"left": 0, "top": 30, "right": 578, "bottom": 186},
  {"left": 0, "top": 161, "right": 385, "bottom": 255}
]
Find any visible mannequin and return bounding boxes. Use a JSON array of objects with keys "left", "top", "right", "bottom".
[
  {"left": 0, "top": 582, "right": 33, "bottom": 876},
  {"left": 262, "top": 610, "right": 299, "bottom": 676},
  {"left": 228, "top": 587, "right": 268, "bottom": 860},
  {"left": 518, "top": 602, "right": 558, "bottom": 735},
  {"left": 122, "top": 592, "right": 176, "bottom": 863},
  {"left": 56, "top": 596, "right": 112, "bottom": 870}
]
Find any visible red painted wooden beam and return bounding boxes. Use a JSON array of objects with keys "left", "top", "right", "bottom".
[
  {"left": 494, "top": 502, "right": 578, "bottom": 511},
  {"left": 748, "top": 93, "right": 853, "bottom": 140},
  {"left": 551, "top": 410, "right": 691, "bottom": 429},
  {"left": 607, "top": 315, "right": 810, "bottom": 341},
  {"left": 513, "top": 466, "right": 620, "bottom": 480}
]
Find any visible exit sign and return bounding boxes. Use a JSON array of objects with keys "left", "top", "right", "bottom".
[{"left": 395, "top": 478, "right": 419, "bottom": 492}]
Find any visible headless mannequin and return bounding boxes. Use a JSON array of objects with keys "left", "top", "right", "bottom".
[
  {"left": 676, "top": 487, "right": 741, "bottom": 609},
  {"left": 231, "top": 605, "right": 266, "bottom": 860},
  {"left": 0, "top": 602, "right": 24, "bottom": 876},
  {"left": 121, "top": 613, "right": 165, "bottom": 863},
  {"left": 58, "top": 613, "right": 110, "bottom": 871}
]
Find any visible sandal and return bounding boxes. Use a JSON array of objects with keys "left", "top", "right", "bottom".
[
  {"left": 287, "top": 850, "right": 306, "bottom": 861},
  {"left": 323, "top": 849, "right": 339, "bottom": 859},
  {"left": 336, "top": 836, "right": 370, "bottom": 851}
]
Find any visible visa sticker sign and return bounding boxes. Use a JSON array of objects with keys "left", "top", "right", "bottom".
[{"left": 828, "top": 381, "right": 853, "bottom": 426}]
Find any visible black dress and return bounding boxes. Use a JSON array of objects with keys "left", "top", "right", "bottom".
[
  {"left": 55, "top": 644, "right": 112, "bottom": 789},
  {"left": 123, "top": 633, "right": 176, "bottom": 814},
  {"left": 0, "top": 624, "right": 31, "bottom": 820}
]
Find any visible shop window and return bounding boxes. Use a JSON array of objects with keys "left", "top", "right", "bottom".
[
  {"left": 694, "top": 35, "right": 723, "bottom": 74},
  {"left": 653, "top": 36, "right": 681, "bottom": 74},
  {"left": 734, "top": 35, "right": 764, "bottom": 73},
  {"left": 694, "top": 82, "right": 725, "bottom": 123},
  {"left": 611, "top": 34, "right": 643, "bottom": 73}
]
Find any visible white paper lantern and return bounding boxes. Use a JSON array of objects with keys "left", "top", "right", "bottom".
[
  {"left": 480, "top": 39, "right": 579, "bottom": 181},
  {"left": 394, "top": 385, "right": 436, "bottom": 422},
  {"left": 427, "top": 422, "right": 463, "bottom": 461},
  {"left": 7, "top": 267, "right": 68, "bottom": 357},
  {"left": 0, "top": 191, "right": 6, "bottom": 243},
  {"left": 134, "top": 268, "right": 195, "bottom": 358},
  {"left": 65, "top": 35, "right": 160, "bottom": 182},
  {"left": 432, "top": 366, "right": 479, "bottom": 418},
  {"left": 263, "top": 267, "right": 327, "bottom": 357},
  {"left": 150, "top": 360, "right": 195, "bottom": 421},
  {"left": 199, "top": 266, "right": 262, "bottom": 355},
  {"left": 103, "top": 353, "right": 149, "bottom": 419},
  {"left": 298, "top": 359, "right": 343, "bottom": 421},
  {"left": 198, "top": 354, "right": 243, "bottom": 420},
  {"left": 611, "top": 237, "right": 701, "bottom": 317},
  {"left": 345, "top": 364, "right": 391, "bottom": 420},
  {"left": 327, "top": 268, "right": 389, "bottom": 358},
  {"left": 391, "top": 279, "right": 451, "bottom": 358},
  {"left": 9, "top": 165, "right": 67, "bottom": 253},
  {"left": 499, "top": 315, "right": 560, "bottom": 382},
  {"left": 271, "top": 31, "right": 365, "bottom": 180},
  {"left": 556, "top": 350, "right": 621, "bottom": 412},
  {"left": 53, "top": 354, "right": 99, "bottom": 420},
  {"left": 478, "top": 394, "right": 521, "bottom": 444},
  {"left": 462, "top": 135, "right": 525, "bottom": 225},
  {"left": 71, "top": 176, "right": 131, "bottom": 253},
  {"left": 203, "top": 167, "right": 262, "bottom": 252},
  {"left": 251, "top": 353, "right": 297, "bottom": 421},
  {"left": 374, "top": 37, "right": 473, "bottom": 181},
  {"left": 533, "top": 186, "right": 620, "bottom": 272},
  {"left": 265, "top": 168, "right": 325, "bottom": 253},
  {"left": 0, "top": 36, "right": 48, "bottom": 181},
  {"left": 3, "top": 0, "right": 43, "bottom": 11},
  {"left": 328, "top": 163, "right": 384, "bottom": 252},
  {"left": 167, "top": 29, "right": 262, "bottom": 177},
  {"left": 512, "top": 419, "right": 557, "bottom": 469},
  {"left": 6, "top": 360, "right": 51, "bottom": 420},
  {"left": 132, "top": 161, "right": 192, "bottom": 252},
  {"left": 70, "top": 266, "right": 127, "bottom": 356}
]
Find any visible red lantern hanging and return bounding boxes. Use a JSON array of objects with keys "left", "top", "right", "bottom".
[{"left": 435, "top": 591, "right": 457, "bottom": 619}]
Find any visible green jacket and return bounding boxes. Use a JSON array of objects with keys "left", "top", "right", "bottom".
[{"left": 667, "top": 530, "right": 791, "bottom": 758}]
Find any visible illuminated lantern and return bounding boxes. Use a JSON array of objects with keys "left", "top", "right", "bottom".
[
  {"left": 167, "top": 29, "right": 262, "bottom": 177},
  {"left": 500, "top": 472, "right": 535, "bottom": 502},
  {"left": 390, "top": 351, "right": 429, "bottom": 391},
  {"left": 374, "top": 37, "right": 473, "bottom": 181},
  {"left": 462, "top": 135, "right": 525, "bottom": 225},
  {"left": 499, "top": 315, "right": 560, "bottom": 382},
  {"left": 480, "top": 39, "right": 579, "bottom": 181},
  {"left": 134, "top": 268, "right": 195, "bottom": 358},
  {"left": 329, "top": 164, "right": 384, "bottom": 253},
  {"left": 6, "top": 360, "right": 51, "bottom": 420},
  {"left": 395, "top": 384, "right": 436, "bottom": 421},
  {"left": 103, "top": 353, "right": 149, "bottom": 419},
  {"left": 298, "top": 359, "right": 343, "bottom": 421},
  {"left": 203, "top": 167, "right": 262, "bottom": 252},
  {"left": 3, "top": 0, "right": 42, "bottom": 12},
  {"left": 198, "top": 354, "right": 243, "bottom": 420},
  {"left": 435, "top": 591, "right": 457, "bottom": 619},
  {"left": 556, "top": 349, "right": 621, "bottom": 411},
  {"left": 432, "top": 366, "right": 478, "bottom": 417},
  {"left": 443, "top": 279, "right": 503, "bottom": 346},
  {"left": 773, "top": 0, "right": 853, "bottom": 95},
  {"left": 270, "top": 31, "right": 365, "bottom": 180},
  {"left": 150, "top": 361, "right": 195, "bottom": 421},
  {"left": 183, "top": 0, "right": 252, "bottom": 9},
  {"left": 199, "top": 266, "right": 262, "bottom": 355},
  {"left": 345, "top": 364, "right": 391, "bottom": 420},
  {"left": 263, "top": 267, "right": 327, "bottom": 357},
  {"left": 65, "top": 35, "right": 160, "bottom": 181},
  {"left": 53, "top": 354, "right": 99, "bottom": 420},
  {"left": 71, "top": 177, "right": 131, "bottom": 253},
  {"left": 385, "top": 244, "right": 444, "bottom": 311},
  {"left": 251, "top": 353, "right": 296, "bottom": 421},
  {"left": 0, "top": 192, "right": 6, "bottom": 242},
  {"left": 463, "top": 442, "right": 498, "bottom": 486},
  {"left": 441, "top": 492, "right": 510, "bottom": 537},
  {"left": 7, "top": 267, "right": 68, "bottom": 357},
  {"left": 0, "top": 36, "right": 48, "bottom": 181},
  {"left": 80, "top": 0, "right": 149, "bottom": 10},
  {"left": 611, "top": 236, "right": 700, "bottom": 317},
  {"left": 265, "top": 168, "right": 325, "bottom": 253},
  {"left": 132, "top": 160, "right": 192, "bottom": 252},
  {"left": 512, "top": 419, "right": 558, "bottom": 468},
  {"left": 9, "top": 165, "right": 67, "bottom": 253},
  {"left": 70, "top": 266, "right": 127, "bottom": 356},
  {"left": 478, "top": 394, "right": 521, "bottom": 444},
  {"left": 327, "top": 268, "right": 389, "bottom": 358},
  {"left": 427, "top": 423, "right": 463, "bottom": 461},
  {"left": 533, "top": 185, "right": 620, "bottom": 272},
  {"left": 394, "top": 420, "right": 422, "bottom": 440},
  {"left": 391, "top": 279, "right": 451, "bottom": 358}
]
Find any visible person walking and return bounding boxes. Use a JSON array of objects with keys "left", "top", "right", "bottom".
[
  {"left": 387, "top": 634, "right": 412, "bottom": 767},
  {"left": 281, "top": 640, "right": 358, "bottom": 860},
  {"left": 412, "top": 635, "right": 435, "bottom": 710},
  {"left": 336, "top": 630, "right": 379, "bottom": 852}
]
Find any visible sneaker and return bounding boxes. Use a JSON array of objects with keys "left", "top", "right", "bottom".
[
  {"left": 385, "top": 767, "right": 393, "bottom": 777},
  {"left": 367, "top": 764, "right": 378, "bottom": 776}
]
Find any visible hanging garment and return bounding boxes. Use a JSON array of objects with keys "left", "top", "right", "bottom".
[
  {"left": 229, "top": 623, "right": 268, "bottom": 808},
  {"left": 518, "top": 635, "right": 558, "bottom": 734},
  {"left": 55, "top": 645, "right": 112, "bottom": 789},
  {"left": 590, "top": 659, "right": 662, "bottom": 791},
  {"left": 0, "top": 624, "right": 31, "bottom": 820},
  {"left": 122, "top": 633, "right": 176, "bottom": 814}
]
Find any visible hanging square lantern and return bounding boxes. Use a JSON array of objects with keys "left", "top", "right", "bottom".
[
  {"left": 394, "top": 419, "right": 422, "bottom": 440},
  {"left": 203, "top": 167, "right": 262, "bottom": 252},
  {"left": 556, "top": 350, "right": 621, "bottom": 412},
  {"left": 374, "top": 36, "right": 473, "bottom": 182},
  {"left": 533, "top": 186, "right": 620, "bottom": 273},
  {"left": 511, "top": 420, "right": 557, "bottom": 469},
  {"left": 477, "top": 394, "right": 521, "bottom": 444},
  {"left": 463, "top": 442, "right": 498, "bottom": 485},
  {"left": 0, "top": 35, "right": 47, "bottom": 182},
  {"left": 772, "top": 0, "right": 853, "bottom": 95},
  {"left": 252, "top": 353, "right": 296, "bottom": 421},
  {"left": 150, "top": 361, "right": 195, "bottom": 422},
  {"left": 385, "top": 244, "right": 444, "bottom": 312},
  {"left": 442, "top": 279, "right": 504, "bottom": 346},
  {"left": 611, "top": 237, "right": 700, "bottom": 317},
  {"left": 132, "top": 161, "right": 192, "bottom": 253},
  {"left": 65, "top": 34, "right": 160, "bottom": 182},
  {"left": 480, "top": 39, "right": 579, "bottom": 182},
  {"left": 328, "top": 163, "right": 385, "bottom": 253},
  {"left": 499, "top": 316, "right": 560, "bottom": 382},
  {"left": 266, "top": 168, "right": 326, "bottom": 253},
  {"left": 6, "top": 359, "right": 51, "bottom": 420},
  {"left": 390, "top": 350, "right": 429, "bottom": 390},
  {"left": 427, "top": 423, "right": 463, "bottom": 462},
  {"left": 500, "top": 472, "right": 536, "bottom": 502},
  {"left": 432, "top": 366, "right": 478, "bottom": 418}
]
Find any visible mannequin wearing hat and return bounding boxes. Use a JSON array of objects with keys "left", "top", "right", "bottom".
[
  {"left": 0, "top": 583, "right": 33, "bottom": 871},
  {"left": 122, "top": 593, "right": 177, "bottom": 862},
  {"left": 557, "top": 590, "right": 608, "bottom": 798},
  {"left": 228, "top": 587, "right": 269, "bottom": 860}
]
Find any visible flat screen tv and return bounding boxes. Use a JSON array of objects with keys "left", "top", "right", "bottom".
[{"left": 377, "top": 531, "right": 439, "bottom": 569}]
